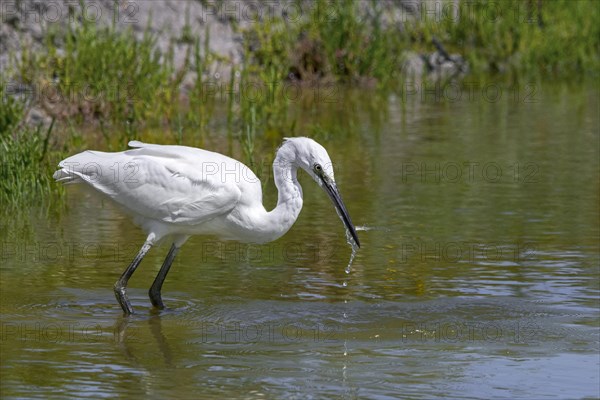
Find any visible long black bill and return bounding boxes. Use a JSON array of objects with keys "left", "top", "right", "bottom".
[{"left": 322, "top": 178, "right": 361, "bottom": 248}]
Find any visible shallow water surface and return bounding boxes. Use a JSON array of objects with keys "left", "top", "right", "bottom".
[{"left": 1, "top": 83, "right": 599, "bottom": 399}]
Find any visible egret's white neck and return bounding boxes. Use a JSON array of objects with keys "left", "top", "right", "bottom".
[
  {"left": 267, "top": 152, "right": 304, "bottom": 239},
  {"left": 246, "top": 149, "right": 303, "bottom": 243}
]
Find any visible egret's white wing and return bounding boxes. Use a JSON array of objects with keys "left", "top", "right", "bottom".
[{"left": 54, "top": 142, "right": 243, "bottom": 225}]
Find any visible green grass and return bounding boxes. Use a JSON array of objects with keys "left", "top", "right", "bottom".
[
  {"left": 58, "top": 18, "right": 169, "bottom": 123},
  {"left": 1, "top": 0, "right": 599, "bottom": 207},
  {"left": 243, "top": 0, "right": 599, "bottom": 85},
  {"left": 0, "top": 80, "right": 25, "bottom": 134},
  {"left": 0, "top": 81, "right": 61, "bottom": 207},
  {"left": 242, "top": 0, "right": 402, "bottom": 88},
  {"left": 15, "top": 5, "right": 217, "bottom": 136},
  {"left": 404, "top": 0, "right": 600, "bottom": 77}
]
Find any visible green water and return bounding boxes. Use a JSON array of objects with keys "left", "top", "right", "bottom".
[{"left": 1, "top": 82, "right": 599, "bottom": 399}]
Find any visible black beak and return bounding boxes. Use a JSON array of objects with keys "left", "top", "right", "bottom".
[{"left": 321, "top": 177, "right": 360, "bottom": 248}]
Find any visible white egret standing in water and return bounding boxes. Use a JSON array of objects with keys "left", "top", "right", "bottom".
[{"left": 54, "top": 137, "right": 360, "bottom": 315}]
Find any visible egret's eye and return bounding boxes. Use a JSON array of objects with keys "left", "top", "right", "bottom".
[{"left": 314, "top": 163, "right": 322, "bottom": 173}]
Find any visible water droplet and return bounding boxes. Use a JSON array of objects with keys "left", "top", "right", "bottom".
[
  {"left": 344, "top": 228, "right": 359, "bottom": 273},
  {"left": 342, "top": 281, "right": 347, "bottom": 287},
  {"left": 337, "top": 214, "right": 359, "bottom": 273},
  {"left": 214, "top": 72, "right": 221, "bottom": 79}
]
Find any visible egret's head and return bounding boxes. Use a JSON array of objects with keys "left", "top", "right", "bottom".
[
  {"left": 280, "top": 137, "right": 334, "bottom": 183},
  {"left": 279, "top": 137, "right": 360, "bottom": 247}
]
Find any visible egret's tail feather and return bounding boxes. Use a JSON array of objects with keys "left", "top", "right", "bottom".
[{"left": 128, "top": 140, "right": 145, "bottom": 148}]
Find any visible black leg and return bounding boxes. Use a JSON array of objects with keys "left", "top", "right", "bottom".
[
  {"left": 149, "top": 243, "right": 179, "bottom": 309},
  {"left": 114, "top": 241, "right": 152, "bottom": 315}
]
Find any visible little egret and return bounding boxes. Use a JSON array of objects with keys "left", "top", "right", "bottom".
[{"left": 54, "top": 137, "right": 360, "bottom": 315}]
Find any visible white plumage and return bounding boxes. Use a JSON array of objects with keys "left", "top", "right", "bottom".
[{"left": 54, "top": 137, "right": 359, "bottom": 315}]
